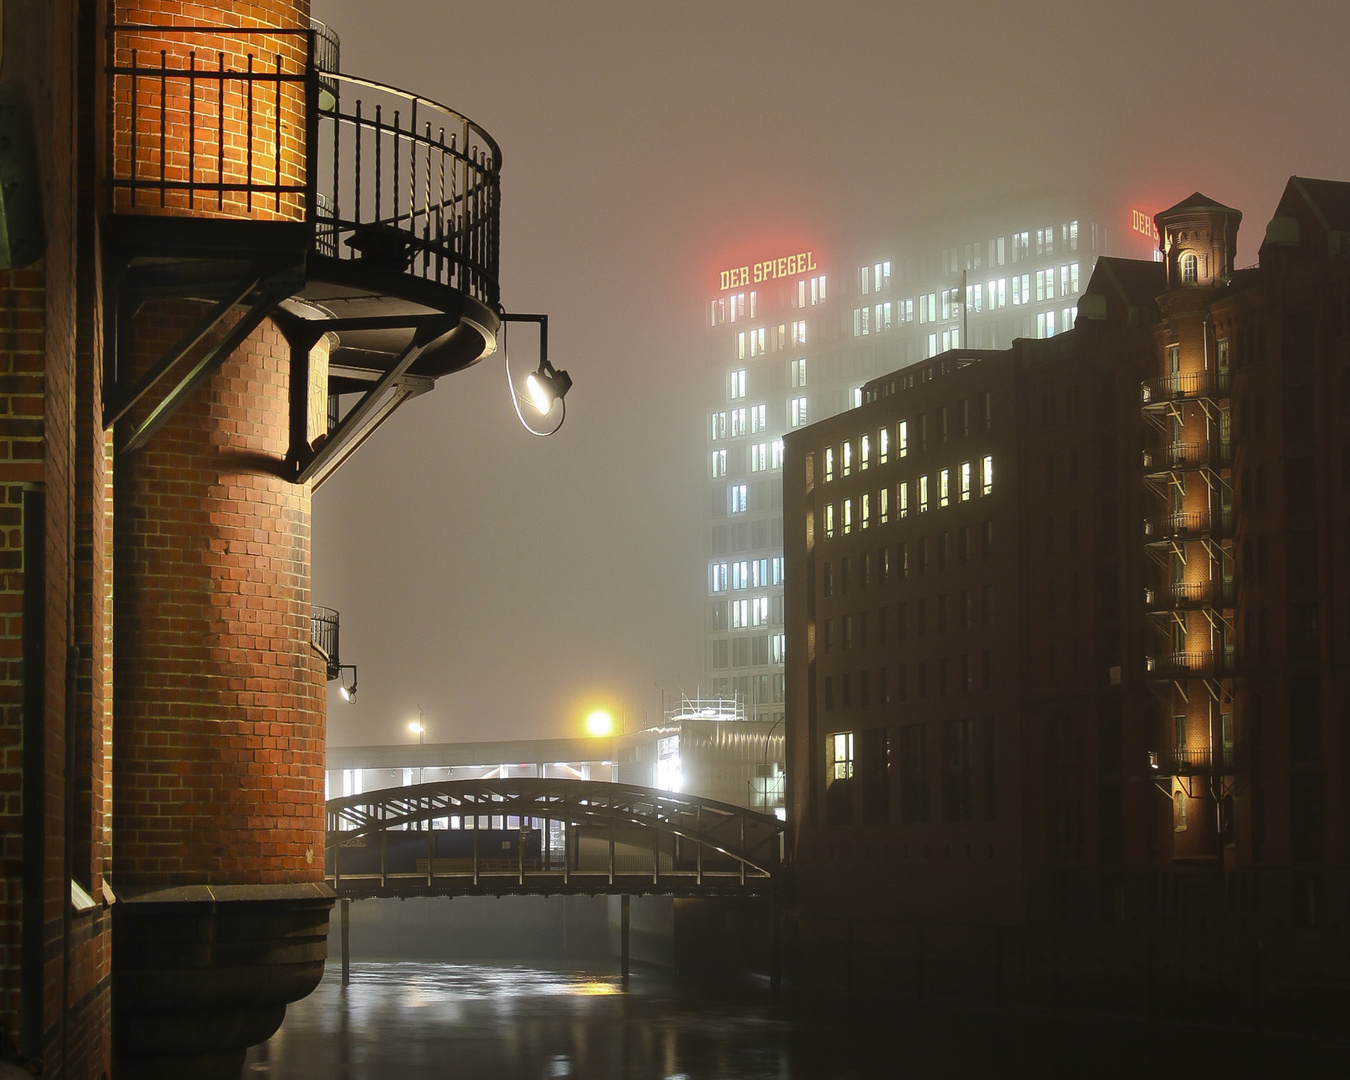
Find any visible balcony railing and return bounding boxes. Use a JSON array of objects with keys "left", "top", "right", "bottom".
[
  {"left": 105, "top": 23, "right": 501, "bottom": 307},
  {"left": 1145, "top": 579, "right": 1236, "bottom": 610},
  {"left": 311, "top": 606, "right": 340, "bottom": 679},
  {"left": 1141, "top": 370, "right": 1232, "bottom": 405},
  {"left": 1142, "top": 439, "right": 1233, "bottom": 472},
  {"left": 1146, "top": 647, "right": 1237, "bottom": 681},
  {"left": 1148, "top": 746, "right": 1241, "bottom": 776},
  {"left": 1144, "top": 507, "right": 1234, "bottom": 541}
]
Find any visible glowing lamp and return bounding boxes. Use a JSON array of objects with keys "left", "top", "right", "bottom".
[
  {"left": 526, "top": 363, "right": 572, "bottom": 414},
  {"left": 586, "top": 710, "right": 614, "bottom": 737}
]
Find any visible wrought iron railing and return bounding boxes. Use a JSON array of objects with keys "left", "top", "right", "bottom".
[
  {"left": 1141, "top": 370, "right": 1232, "bottom": 405},
  {"left": 1145, "top": 579, "right": 1236, "bottom": 609},
  {"left": 1144, "top": 507, "right": 1234, "bottom": 540},
  {"left": 1143, "top": 439, "right": 1233, "bottom": 471},
  {"left": 1146, "top": 647, "right": 1237, "bottom": 680},
  {"left": 104, "top": 23, "right": 501, "bottom": 307},
  {"left": 311, "top": 606, "right": 340, "bottom": 679},
  {"left": 1148, "top": 746, "right": 1241, "bottom": 775}
]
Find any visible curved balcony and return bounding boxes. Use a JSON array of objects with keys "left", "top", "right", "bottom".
[
  {"left": 1146, "top": 648, "right": 1237, "bottom": 681},
  {"left": 1144, "top": 579, "right": 1236, "bottom": 612},
  {"left": 311, "top": 606, "right": 341, "bottom": 680},
  {"left": 1148, "top": 746, "right": 1241, "bottom": 778},
  {"left": 1141, "top": 370, "right": 1231, "bottom": 406},
  {"left": 101, "top": 22, "right": 504, "bottom": 483}
]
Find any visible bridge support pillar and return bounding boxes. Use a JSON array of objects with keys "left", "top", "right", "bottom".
[
  {"left": 621, "top": 894, "right": 631, "bottom": 988},
  {"left": 340, "top": 898, "right": 351, "bottom": 986}
]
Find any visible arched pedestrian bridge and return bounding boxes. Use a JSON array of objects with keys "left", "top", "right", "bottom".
[{"left": 326, "top": 777, "right": 785, "bottom": 900}]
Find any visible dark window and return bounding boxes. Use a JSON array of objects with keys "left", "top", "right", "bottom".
[{"left": 899, "top": 725, "right": 929, "bottom": 823}]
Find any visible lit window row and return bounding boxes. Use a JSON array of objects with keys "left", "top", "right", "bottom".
[
  {"left": 794, "top": 275, "right": 828, "bottom": 308},
  {"left": 821, "top": 458, "right": 993, "bottom": 538},
  {"left": 859, "top": 261, "right": 891, "bottom": 295},
  {"left": 822, "top": 397, "right": 994, "bottom": 482},
  {"left": 737, "top": 326, "right": 766, "bottom": 359},
  {"left": 710, "top": 556, "right": 784, "bottom": 594}
]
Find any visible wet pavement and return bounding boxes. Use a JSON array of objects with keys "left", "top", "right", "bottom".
[{"left": 244, "top": 960, "right": 1345, "bottom": 1079}]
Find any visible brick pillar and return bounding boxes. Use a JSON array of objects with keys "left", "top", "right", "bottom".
[{"left": 110, "top": 302, "right": 330, "bottom": 1080}]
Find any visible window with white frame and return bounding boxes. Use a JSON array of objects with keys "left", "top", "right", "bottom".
[
  {"left": 750, "top": 403, "right": 767, "bottom": 433},
  {"left": 919, "top": 475, "right": 929, "bottom": 513},
  {"left": 729, "top": 484, "right": 747, "bottom": 514},
  {"left": 861, "top": 492, "right": 870, "bottom": 529},
  {"left": 732, "top": 560, "right": 749, "bottom": 589},
  {"left": 732, "top": 598, "right": 749, "bottom": 628},
  {"left": 711, "top": 411, "right": 727, "bottom": 440},
  {"left": 899, "top": 481, "right": 909, "bottom": 518},
  {"left": 753, "top": 596, "right": 770, "bottom": 626},
  {"left": 825, "top": 503, "right": 834, "bottom": 539},
  {"left": 771, "top": 556, "right": 784, "bottom": 584},
  {"left": 729, "top": 369, "right": 746, "bottom": 399},
  {"left": 711, "top": 449, "right": 727, "bottom": 478},
  {"left": 859, "top": 265, "right": 870, "bottom": 295},
  {"left": 824, "top": 446, "right": 834, "bottom": 482},
  {"left": 737, "top": 332, "right": 746, "bottom": 358},
  {"left": 711, "top": 562, "right": 728, "bottom": 592},
  {"left": 860, "top": 434, "right": 870, "bottom": 470},
  {"left": 771, "top": 439, "right": 783, "bottom": 469},
  {"left": 842, "top": 498, "right": 853, "bottom": 534},
  {"left": 982, "top": 455, "right": 993, "bottom": 496},
  {"left": 879, "top": 427, "right": 889, "bottom": 463},
  {"left": 731, "top": 407, "right": 746, "bottom": 436},
  {"left": 880, "top": 486, "right": 889, "bottom": 523},
  {"left": 797, "top": 280, "right": 806, "bottom": 308},
  {"left": 792, "top": 319, "right": 806, "bottom": 345},
  {"left": 790, "top": 357, "right": 807, "bottom": 387},
  {"left": 830, "top": 732, "right": 854, "bottom": 781},
  {"left": 898, "top": 420, "right": 908, "bottom": 457},
  {"left": 843, "top": 441, "right": 853, "bottom": 476},
  {"left": 750, "top": 442, "right": 767, "bottom": 472},
  {"left": 960, "top": 461, "right": 971, "bottom": 501},
  {"left": 939, "top": 468, "right": 950, "bottom": 508},
  {"left": 790, "top": 396, "right": 808, "bottom": 427}
]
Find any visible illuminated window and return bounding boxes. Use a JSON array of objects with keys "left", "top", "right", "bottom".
[
  {"left": 860, "top": 306, "right": 870, "bottom": 335},
  {"left": 860, "top": 434, "right": 870, "bottom": 470},
  {"left": 919, "top": 475, "right": 929, "bottom": 513},
  {"left": 1182, "top": 253, "right": 1198, "bottom": 284},
  {"left": 790, "top": 396, "right": 808, "bottom": 427},
  {"left": 771, "top": 556, "right": 784, "bottom": 585},
  {"left": 737, "top": 332, "right": 746, "bottom": 358},
  {"left": 960, "top": 461, "right": 971, "bottom": 501},
  {"left": 825, "top": 503, "right": 834, "bottom": 538},
  {"left": 711, "top": 562, "right": 728, "bottom": 592},
  {"left": 1063, "top": 306, "right": 1077, "bottom": 330},
  {"left": 792, "top": 320, "right": 807, "bottom": 345},
  {"left": 859, "top": 265, "right": 870, "bottom": 295},
  {"left": 754, "top": 326, "right": 765, "bottom": 355},
  {"left": 771, "top": 439, "right": 783, "bottom": 468},
  {"left": 732, "top": 560, "right": 749, "bottom": 589},
  {"left": 877, "top": 261, "right": 890, "bottom": 290},
  {"left": 880, "top": 487, "right": 889, "bottom": 523},
  {"left": 1175, "top": 787, "right": 1188, "bottom": 831},
  {"left": 711, "top": 449, "right": 727, "bottom": 478},
  {"left": 729, "top": 484, "right": 747, "bottom": 514},
  {"left": 749, "top": 291, "right": 758, "bottom": 318},
  {"left": 791, "top": 357, "right": 807, "bottom": 387},
  {"left": 797, "top": 280, "right": 806, "bottom": 308},
  {"left": 898, "top": 420, "right": 908, "bottom": 457},
  {"left": 898, "top": 481, "right": 908, "bottom": 518},
  {"left": 861, "top": 493, "right": 870, "bottom": 529},
  {"left": 939, "top": 468, "right": 950, "bottom": 508},
  {"left": 815, "top": 275, "right": 827, "bottom": 303},
  {"left": 843, "top": 441, "right": 853, "bottom": 476},
  {"left": 731, "top": 407, "right": 746, "bottom": 436},
  {"left": 711, "top": 411, "right": 727, "bottom": 440},
  {"left": 750, "top": 404, "right": 767, "bottom": 433},
  {"left": 753, "top": 596, "right": 769, "bottom": 626},
  {"left": 982, "top": 455, "right": 993, "bottom": 496},
  {"left": 830, "top": 732, "right": 854, "bottom": 781},
  {"left": 997, "top": 278, "right": 1006, "bottom": 307},
  {"left": 970, "top": 283, "right": 983, "bottom": 312},
  {"left": 750, "top": 443, "right": 767, "bottom": 472},
  {"left": 729, "top": 369, "right": 746, "bottom": 399},
  {"left": 843, "top": 498, "right": 853, "bottom": 534},
  {"left": 1070, "top": 263, "right": 1079, "bottom": 292},
  {"left": 879, "top": 427, "right": 889, "bottom": 463},
  {"left": 732, "top": 598, "right": 748, "bottom": 628},
  {"left": 878, "top": 302, "right": 892, "bottom": 331},
  {"left": 824, "top": 447, "right": 834, "bottom": 482}
]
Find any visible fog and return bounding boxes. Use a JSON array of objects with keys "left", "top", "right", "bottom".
[{"left": 311, "top": 0, "right": 1350, "bottom": 746}]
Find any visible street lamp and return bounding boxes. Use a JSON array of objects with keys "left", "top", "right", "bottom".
[
  {"left": 337, "top": 665, "right": 357, "bottom": 703},
  {"left": 501, "top": 313, "right": 571, "bottom": 435},
  {"left": 408, "top": 705, "right": 426, "bottom": 787}
]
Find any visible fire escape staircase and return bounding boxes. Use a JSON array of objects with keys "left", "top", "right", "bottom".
[{"left": 101, "top": 21, "right": 501, "bottom": 488}]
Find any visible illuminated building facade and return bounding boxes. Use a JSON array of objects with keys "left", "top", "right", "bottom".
[
  {"left": 781, "top": 177, "right": 1350, "bottom": 1016},
  {"left": 703, "top": 195, "right": 1124, "bottom": 727}
]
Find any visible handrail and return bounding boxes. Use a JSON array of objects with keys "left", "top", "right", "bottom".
[
  {"left": 310, "top": 606, "right": 340, "bottom": 678},
  {"left": 1141, "top": 369, "right": 1232, "bottom": 404},
  {"left": 103, "top": 23, "right": 501, "bottom": 307}
]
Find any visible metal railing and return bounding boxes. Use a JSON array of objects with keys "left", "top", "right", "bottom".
[
  {"left": 1144, "top": 507, "right": 1234, "bottom": 540},
  {"left": 1141, "top": 370, "right": 1232, "bottom": 405},
  {"left": 1146, "top": 648, "right": 1238, "bottom": 680},
  {"left": 1148, "top": 746, "right": 1241, "bottom": 775},
  {"left": 311, "top": 606, "right": 340, "bottom": 679},
  {"left": 1146, "top": 579, "right": 1236, "bottom": 609},
  {"left": 104, "top": 23, "right": 501, "bottom": 307},
  {"left": 1143, "top": 439, "right": 1233, "bottom": 471}
]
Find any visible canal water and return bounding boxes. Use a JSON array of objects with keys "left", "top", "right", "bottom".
[{"left": 244, "top": 960, "right": 1341, "bottom": 1079}]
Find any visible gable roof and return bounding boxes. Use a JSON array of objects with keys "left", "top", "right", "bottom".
[{"left": 1289, "top": 176, "right": 1350, "bottom": 232}]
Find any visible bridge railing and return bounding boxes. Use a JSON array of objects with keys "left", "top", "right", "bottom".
[{"left": 325, "top": 777, "right": 784, "bottom": 897}]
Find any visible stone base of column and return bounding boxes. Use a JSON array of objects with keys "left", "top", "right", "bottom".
[{"left": 112, "top": 883, "right": 334, "bottom": 1080}]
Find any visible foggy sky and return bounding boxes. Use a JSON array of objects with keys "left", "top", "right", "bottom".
[{"left": 311, "top": 0, "right": 1350, "bottom": 748}]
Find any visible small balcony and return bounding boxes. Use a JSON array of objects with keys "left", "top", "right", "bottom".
[
  {"left": 1148, "top": 746, "right": 1241, "bottom": 777},
  {"left": 1141, "top": 370, "right": 1232, "bottom": 406},
  {"left": 1144, "top": 579, "right": 1236, "bottom": 611},
  {"left": 1142, "top": 438, "right": 1233, "bottom": 473},
  {"left": 1143, "top": 507, "right": 1235, "bottom": 542},
  {"left": 1146, "top": 647, "right": 1238, "bottom": 681},
  {"left": 311, "top": 606, "right": 341, "bottom": 680}
]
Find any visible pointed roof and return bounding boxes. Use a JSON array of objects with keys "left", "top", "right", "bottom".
[
  {"left": 1288, "top": 176, "right": 1350, "bottom": 232},
  {"left": 1156, "top": 191, "right": 1242, "bottom": 221},
  {"left": 1092, "top": 256, "right": 1166, "bottom": 307}
]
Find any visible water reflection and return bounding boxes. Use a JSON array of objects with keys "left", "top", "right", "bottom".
[{"left": 246, "top": 960, "right": 1342, "bottom": 1079}]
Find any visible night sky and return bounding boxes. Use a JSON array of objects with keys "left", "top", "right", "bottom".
[{"left": 312, "top": 0, "right": 1350, "bottom": 747}]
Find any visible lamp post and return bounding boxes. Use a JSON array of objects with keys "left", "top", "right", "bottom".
[{"left": 408, "top": 705, "right": 426, "bottom": 786}]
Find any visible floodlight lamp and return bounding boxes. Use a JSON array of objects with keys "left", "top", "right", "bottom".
[
  {"left": 586, "top": 710, "right": 614, "bottom": 737},
  {"left": 526, "top": 361, "right": 572, "bottom": 414},
  {"left": 408, "top": 721, "right": 425, "bottom": 736},
  {"left": 337, "top": 665, "right": 358, "bottom": 703}
]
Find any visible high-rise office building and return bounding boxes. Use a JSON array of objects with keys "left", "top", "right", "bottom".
[{"left": 701, "top": 194, "right": 1129, "bottom": 724}]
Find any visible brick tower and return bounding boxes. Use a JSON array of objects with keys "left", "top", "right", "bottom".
[{"left": 2, "top": 1, "right": 509, "bottom": 1075}]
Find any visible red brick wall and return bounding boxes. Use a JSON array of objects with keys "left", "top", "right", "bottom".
[
  {"left": 110, "top": 1, "right": 313, "bottom": 220},
  {"left": 113, "top": 302, "right": 325, "bottom": 888}
]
